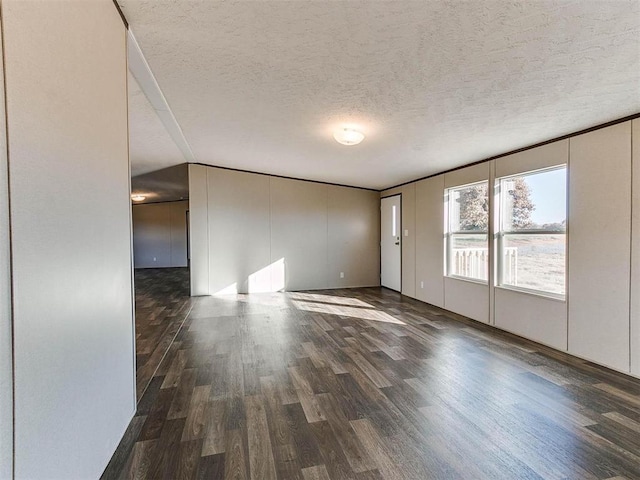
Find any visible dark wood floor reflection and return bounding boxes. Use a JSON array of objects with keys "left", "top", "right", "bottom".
[
  {"left": 105, "top": 287, "right": 640, "bottom": 479},
  {"left": 134, "top": 267, "right": 193, "bottom": 400}
]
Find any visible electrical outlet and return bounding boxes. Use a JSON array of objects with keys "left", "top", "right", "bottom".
[
  {"left": 420, "top": 281, "right": 424, "bottom": 288},
  {"left": 153, "top": 257, "right": 157, "bottom": 262},
  {"left": 340, "top": 272, "right": 344, "bottom": 278},
  {"left": 404, "top": 229, "right": 409, "bottom": 237}
]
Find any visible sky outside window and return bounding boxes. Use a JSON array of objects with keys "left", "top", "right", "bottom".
[{"left": 524, "top": 168, "right": 566, "bottom": 225}]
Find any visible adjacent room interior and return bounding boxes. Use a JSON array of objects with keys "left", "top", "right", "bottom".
[
  {"left": 1, "top": 1, "right": 639, "bottom": 479},
  {"left": 130, "top": 164, "right": 192, "bottom": 398}
]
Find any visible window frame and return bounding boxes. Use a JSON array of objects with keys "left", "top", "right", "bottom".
[
  {"left": 496, "top": 165, "right": 567, "bottom": 300},
  {"left": 445, "top": 180, "right": 489, "bottom": 284}
]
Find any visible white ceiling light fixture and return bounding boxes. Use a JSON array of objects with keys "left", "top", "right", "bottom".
[
  {"left": 131, "top": 194, "right": 146, "bottom": 202},
  {"left": 333, "top": 127, "right": 365, "bottom": 146}
]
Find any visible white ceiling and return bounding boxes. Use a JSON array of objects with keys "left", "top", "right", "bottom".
[{"left": 121, "top": 0, "right": 640, "bottom": 190}]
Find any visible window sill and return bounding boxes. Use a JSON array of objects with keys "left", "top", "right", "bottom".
[
  {"left": 445, "top": 275, "right": 488, "bottom": 286},
  {"left": 495, "top": 285, "right": 566, "bottom": 303}
]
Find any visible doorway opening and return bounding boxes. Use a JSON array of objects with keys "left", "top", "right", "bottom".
[{"left": 130, "top": 164, "right": 192, "bottom": 400}]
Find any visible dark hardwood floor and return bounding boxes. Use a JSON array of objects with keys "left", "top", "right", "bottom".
[
  {"left": 134, "top": 268, "right": 193, "bottom": 400},
  {"left": 105, "top": 287, "right": 640, "bottom": 479}
]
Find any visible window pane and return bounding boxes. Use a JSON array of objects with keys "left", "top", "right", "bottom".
[
  {"left": 501, "top": 234, "right": 565, "bottom": 295},
  {"left": 392, "top": 205, "right": 397, "bottom": 237},
  {"left": 501, "top": 168, "right": 566, "bottom": 232},
  {"left": 449, "top": 182, "right": 488, "bottom": 232},
  {"left": 450, "top": 234, "right": 488, "bottom": 281}
]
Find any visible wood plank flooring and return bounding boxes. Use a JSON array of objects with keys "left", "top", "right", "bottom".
[
  {"left": 104, "top": 287, "right": 640, "bottom": 479},
  {"left": 134, "top": 267, "right": 193, "bottom": 399}
]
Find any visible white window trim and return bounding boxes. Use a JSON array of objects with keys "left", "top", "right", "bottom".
[
  {"left": 496, "top": 165, "right": 567, "bottom": 299},
  {"left": 445, "top": 180, "right": 489, "bottom": 284}
]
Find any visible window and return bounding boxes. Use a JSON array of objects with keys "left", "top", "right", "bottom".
[
  {"left": 497, "top": 166, "right": 566, "bottom": 297},
  {"left": 446, "top": 181, "right": 489, "bottom": 282}
]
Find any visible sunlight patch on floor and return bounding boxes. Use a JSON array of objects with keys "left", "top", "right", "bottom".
[
  {"left": 292, "top": 300, "right": 406, "bottom": 324},
  {"left": 288, "top": 292, "right": 373, "bottom": 308}
]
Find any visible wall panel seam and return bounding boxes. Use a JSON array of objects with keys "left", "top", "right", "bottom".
[
  {"left": 206, "top": 168, "right": 211, "bottom": 294},
  {"left": 0, "top": 0, "right": 16, "bottom": 474},
  {"left": 566, "top": 136, "right": 573, "bottom": 354},
  {"left": 325, "top": 185, "right": 329, "bottom": 289},
  {"left": 269, "top": 176, "right": 273, "bottom": 288},
  {"left": 630, "top": 121, "right": 634, "bottom": 371}
]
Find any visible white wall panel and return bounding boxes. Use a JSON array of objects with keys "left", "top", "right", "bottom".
[
  {"left": 631, "top": 118, "right": 640, "bottom": 375},
  {"left": 208, "top": 169, "right": 271, "bottom": 294},
  {"left": 493, "top": 140, "right": 569, "bottom": 347},
  {"left": 443, "top": 162, "right": 490, "bottom": 323},
  {"left": 380, "top": 184, "right": 416, "bottom": 298},
  {"left": 415, "top": 176, "right": 445, "bottom": 308},
  {"left": 328, "top": 186, "right": 380, "bottom": 288},
  {"left": 0, "top": 15, "right": 12, "bottom": 477},
  {"left": 133, "top": 203, "right": 171, "bottom": 267},
  {"left": 190, "top": 166, "right": 381, "bottom": 294},
  {"left": 444, "top": 162, "right": 490, "bottom": 188},
  {"left": 494, "top": 288, "right": 567, "bottom": 350},
  {"left": 444, "top": 277, "right": 489, "bottom": 323},
  {"left": 568, "top": 122, "right": 631, "bottom": 372},
  {"left": 3, "top": 1, "right": 135, "bottom": 477},
  {"left": 132, "top": 201, "right": 188, "bottom": 268},
  {"left": 381, "top": 120, "right": 637, "bottom": 377},
  {"left": 170, "top": 201, "right": 189, "bottom": 266},
  {"left": 188, "top": 164, "right": 209, "bottom": 295},
  {"left": 271, "top": 178, "right": 328, "bottom": 290},
  {"left": 495, "top": 139, "right": 568, "bottom": 178}
]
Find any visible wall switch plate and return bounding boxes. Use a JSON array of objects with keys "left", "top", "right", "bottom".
[
  {"left": 420, "top": 281, "right": 424, "bottom": 288},
  {"left": 404, "top": 229, "right": 409, "bottom": 237},
  {"left": 340, "top": 272, "right": 344, "bottom": 278},
  {"left": 153, "top": 257, "right": 157, "bottom": 262}
]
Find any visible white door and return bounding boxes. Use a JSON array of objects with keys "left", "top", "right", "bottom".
[{"left": 381, "top": 195, "right": 401, "bottom": 291}]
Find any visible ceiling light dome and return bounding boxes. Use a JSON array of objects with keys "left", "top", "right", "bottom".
[
  {"left": 131, "top": 194, "right": 146, "bottom": 202},
  {"left": 333, "top": 128, "right": 364, "bottom": 146}
]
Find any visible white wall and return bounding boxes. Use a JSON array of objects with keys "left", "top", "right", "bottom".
[
  {"left": 271, "top": 178, "right": 329, "bottom": 290},
  {"left": 493, "top": 140, "right": 569, "bottom": 350},
  {"left": 381, "top": 165, "right": 491, "bottom": 323},
  {"left": 189, "top": 166, "right": 380, "bottom": 295},
  {"left": 568, "top": 123, "right": 632, "bottom": 371},
  {"left": 189, "top": 164, "right": 209, "bottom": 295},
  {"left": 0, "top": 16, "right": 12, "bottom": 479},
  {"left": 382, "top": 119, "right": 640, "bottom": 377},
  {"left": 328, "top": 185, "right": 382, "bottom": 288},
  {"left": 494, "top": 288, "right": 567, "bottom": 350},
  {"left": 415, "top": 176, "right": 445, "bottom": 308},
  {"left": 443, "top": 163, "right": 491, "bottom": 323},
  {"left": 3, "top": 1, "right": 135, "bottom": 478},
  {"left": 133, "top": 200, "right": 189, "bottom": 268},
  {"left": 208, "top": 168, "right": 271, "bottom": 294}
]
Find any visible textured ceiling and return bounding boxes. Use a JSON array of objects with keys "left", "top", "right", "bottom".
[
  {"left": 120, "top": 0, "right": 640, "bottom": 190},
  {"left": 128, "top": 71, "right": 186, "bottom": 176}
]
